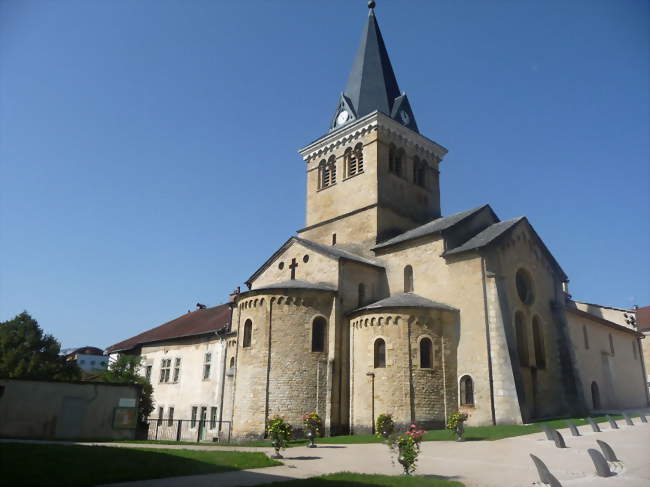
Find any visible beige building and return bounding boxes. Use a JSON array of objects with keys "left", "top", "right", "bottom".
[{"left": 109, "top": 4, "right": 648, "bottom": 441}]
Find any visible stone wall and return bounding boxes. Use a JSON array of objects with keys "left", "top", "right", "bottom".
[
  {"left": 350, "top": 308, "right": 458, "bottom": 434},
  {"left": 230, "top": 289, "right": 336, "bottom": 440}
]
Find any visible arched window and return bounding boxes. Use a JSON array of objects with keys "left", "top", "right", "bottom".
[
  {"left": 318, "top": 157, "right": 336, "bottom": 189},
  {"left": 242, "top": 319, "right": 252, "bottom": 348},
  {"left": 404, "top": 265, "right": 414, "bottom": 293},
  {"left": 229, "top": 357, "right": 235, "bottom": 368},
  {"left": 355, "top": 143, "right": 364, "bottom": 173},
  {"left": 459, "top": 375, "right": 474, "bottom": 406},
  {"left": 608, "top": 334, "right": 615, "bottom": 356},
  {"left": 413, "top": 158, "right": 426, "bottom": 187},
  {"left": 388, "top": 144, "right": 397, "bottom": 173},
  {"left": 419, "top": 338, "right": 432, "bottom": 368},
  {"left": 532, "top": 317, "right": 545, "bottom": 369},
  {"left": 582, "top": 325, "right": 589, "bottom": 349},
  {"left": 374, "top": 338, "right": 386, "bottom": 368},
  {"left": 358, "top": 283, "right": 366, "bottom": 307},
  {"left": 311, "top": 317, "right": 327, "bottom": 352},
  {"left": 591, "top": 381, "right": 600, "bottom": 410},
  {"left": 395, "top": 148, "right": 404, "bottom": 177},
  {"left": 515, "top": 312, "right": 528, "bottom": 366}
]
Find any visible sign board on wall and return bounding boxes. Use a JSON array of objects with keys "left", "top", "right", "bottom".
[{"left": 113, "top": 407, "right": 137, "bottom": 429}]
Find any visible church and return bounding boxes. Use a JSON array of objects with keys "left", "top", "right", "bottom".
[{"left": 108, "top": 3, "right": 648, "bottom": 441}]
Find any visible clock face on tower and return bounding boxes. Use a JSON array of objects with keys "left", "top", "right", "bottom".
[
  {"left": 336, "top": 110, "right": 349, "bottom": 126},
  {"left": 399, "top": 109, "right": 410, "bottom": 125}
]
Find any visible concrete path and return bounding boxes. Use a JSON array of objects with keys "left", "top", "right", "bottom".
[
  {"left": 103, "top": 421, "right": 650, "bottom": 487},
  {"left": 5, "top": 420, "right": 650, "bottom": 486}
]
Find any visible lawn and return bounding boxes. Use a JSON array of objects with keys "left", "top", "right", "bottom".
[
  {"left": 268, "top": 472, "right": 464, "bottom": 486},
  {"left": 0, "top": 442, "right": 281, "bottom": 487}
]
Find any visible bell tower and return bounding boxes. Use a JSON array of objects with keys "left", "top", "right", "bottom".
[{"left": 298, "top": 2, "right": 448, "bottom": 255}]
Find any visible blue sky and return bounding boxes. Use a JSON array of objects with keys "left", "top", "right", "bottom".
[{"left": 1, "top": 0, "right": 648, "bottom": 349}]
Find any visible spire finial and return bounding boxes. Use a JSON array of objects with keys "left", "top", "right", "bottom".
[{"left": 368, "top": 1, "right": 376, "bottom": 9}]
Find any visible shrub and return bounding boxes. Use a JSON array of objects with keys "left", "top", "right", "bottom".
[
  {"left": 375, "top": 413, "right": 395, "bottom": 439},
  {"left": 302, "top": 412, "right": 322, "bottom": 436},
  {"left": 390, "top": 423, "right": 426, "bottom": 475}
]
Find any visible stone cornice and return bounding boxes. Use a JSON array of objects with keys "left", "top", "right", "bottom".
[{"left": 299, "top": 111, "right": 448, "bottom": 163}]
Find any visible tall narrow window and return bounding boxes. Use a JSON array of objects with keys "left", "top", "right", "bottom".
[
  {"left": 345, "top": 147, "right": 356, "bottom": 176},
  {"left": 358, "top": 283, "right": 366, "bottom": 307},
  {"left": 419, "top": 338, "right": 432, "bottom": 368},
  {"left": 229, "top": 357, "right": 235, "bottom": 369},
  {"left": 404, "top": 265, "right": 414, "bottom": 293},
  {"left": 157, "top": 406, "right": 163, "bottom": 425},
  {"left": 145, "top": 365, "right": 152, "bottom": 382},
  {"left": 515, "top": 312, "right": 529, "bottom": 367},
  {"left": 395, "top": 148, "right": 404, "bottom": 176},
  {"left": 168, "top": 407, "right": 174, "bottom": 426},
  {"left": 210, "top": 407, "right": 218, "bottom": 429},
  {"left": 191, "top": 406, "right": 198, "bottom": 428},
  {"left": 459, "top": 375, "right": 474, "bottom": 406},
  {"left": 203, "top": 352, "right": 211, "bottom": 380},
  {"left": 532, "top": 317, "right": 546, "bottom": 369},
  {"left": 591, "top": 381, "right": 600, "bottom": 410},
  {"left": 413, "top": 158, "right": 426, "bottom": 187},
  {"left": 173, "top": 357, "right": 181, "bottom": 382},
  {"left": 374, "top": 338, "right": 386, "bottom": 368},
  {"left": 355, "top": 143, "right": 364, "bottom": 173},
  {"left": 243, "top": 319, "right": 252, "bottom": 348},
  {"left": 608, "top": 334, "right": 615, "bottom": 355},
  {"left": 582, "top": 325, "right": 589, "bottom": 349},
  {"left": 389, "top": 144, "right": 397, "bottom": 173},
  {"left": 312, "top": 317, "right": 327, "bottom": 352},
  {"left": 328, "top": 155, "right": 337, "bottom": 184}
]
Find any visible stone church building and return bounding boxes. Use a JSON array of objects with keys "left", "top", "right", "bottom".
[{"left": 108, "top": 4, "right": 648, "bottom": 440}]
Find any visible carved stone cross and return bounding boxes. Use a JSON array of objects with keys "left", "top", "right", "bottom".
[{"left": 289, "top": 258, "right": 298, "bottom": 280}]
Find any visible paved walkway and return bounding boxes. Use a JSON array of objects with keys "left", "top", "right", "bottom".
[{"left": 5, "top": 420, "right": 650, "bottom": 486}]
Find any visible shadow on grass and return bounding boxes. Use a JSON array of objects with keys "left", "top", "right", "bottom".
[
  {"left": 267, "top": 472, "right": 465, "bottom": 486},
  {"left": 0, "top": 442, "right": 280, "bottom": 487}
]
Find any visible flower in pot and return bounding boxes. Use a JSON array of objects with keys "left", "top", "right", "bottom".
[
  {"left": 389, "top": 423, "right": 426, "bottom": 475},
  {"left": 266, "top": 416, "right": 293, "bottom": 458},
  {"left": 302, "top": 412, "right": 322, "bottom": 448},
  {"left": 446, "top": 412, "right": 469, "bottom": 442}
]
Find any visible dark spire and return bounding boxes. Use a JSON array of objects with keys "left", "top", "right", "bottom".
[{"left": 330, "top": 2, "right": 418, "bottom": 133}]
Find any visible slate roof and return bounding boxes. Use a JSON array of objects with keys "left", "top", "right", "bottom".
[
  {"left": 373, "top": 205, "right": 490, "bottom": 250},
  {"left": 352, "top": 293, "right": 458, "bottom": 314},
  {"left": 106, "top": 304, "right": 231, "bottom": 353},
  {"left": 444, "top": 218, "right": 524, "bottom": 256},
  {"left": 253, "top": 280, "right": 337, "bottom": 292},
  {"left": 331, "top": 6, "right": 418, "bottom": 133},
  {"left": 246, "top": 236, "right": 383, "bottom": 287}
]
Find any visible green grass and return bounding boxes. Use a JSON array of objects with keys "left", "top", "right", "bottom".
[
  {"left": 0, "top": 442, "right": 281, "bottom": 487},
  {"left": 268, "top": 472, "right": 464, "bottom": 486}
]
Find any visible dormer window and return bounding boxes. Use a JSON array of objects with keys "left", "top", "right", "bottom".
[{"left": 319, "top": 156, "right": 337, "bottom": 189}]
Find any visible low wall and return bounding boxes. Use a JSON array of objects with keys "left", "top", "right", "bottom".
[{"left": 0, "top": 379, "right": 141, "bottom": 440}]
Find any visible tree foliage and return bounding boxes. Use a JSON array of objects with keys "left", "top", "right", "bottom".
[
  {"left": 102, "top": 354, "right": 154, "bottom": 423},
  {"left": 0, "top": 312, "right": 80, "bottom": 381}
]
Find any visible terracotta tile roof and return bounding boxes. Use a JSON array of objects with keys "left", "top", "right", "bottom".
[{"left": 106, "top": 304, "right": 231, "bottom": 353}]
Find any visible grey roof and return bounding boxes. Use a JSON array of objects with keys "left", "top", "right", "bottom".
[
  {"left": 353, "top": 293, "right": 458, "bottom": 313},
  {"left": 330, "top": 6, "right": 418, "bottom": 133},
  {"left": 373, "top": 205, "right": 489, "bottom": 250},
  {"left": 445, "top": 218, "right": 524, "bottom": 256},
  {"left": 295, "top": 237, "right": 383, "bottom": 268},
  {"left": 254, "top": 280, "right": 337, "bottom": 292}
]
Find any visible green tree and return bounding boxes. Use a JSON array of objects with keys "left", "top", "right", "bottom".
[
  {"left": 0, "top": 312, "right": 80, "bottom": 381},
  {"left": 102, "top": 354, "right": 154, "bottom": 424}
]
